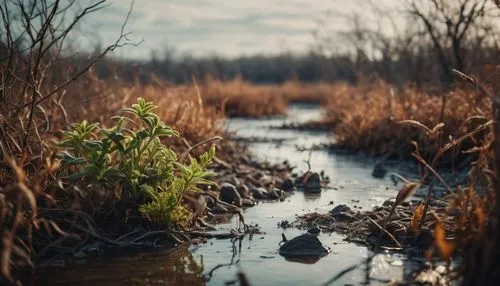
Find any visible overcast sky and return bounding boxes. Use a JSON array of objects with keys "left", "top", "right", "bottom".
[{"left": 79, "top": 0, "right": 397, "bottom": 60}]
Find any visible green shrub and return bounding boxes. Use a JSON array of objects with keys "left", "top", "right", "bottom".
[{"left": 58, "top": 98, "right": 215, "bottom": 227}]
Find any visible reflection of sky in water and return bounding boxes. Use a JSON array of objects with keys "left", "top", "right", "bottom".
[
  {"left": 36, "top": 104, "right": 420, "bottom": 286},
  {"left": 196, "top": 104, "right": 415, "bottom": 285}
]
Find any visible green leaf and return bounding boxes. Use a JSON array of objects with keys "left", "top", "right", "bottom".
[
  {"left": 57, "top": 151, "right": 86, "bottom": 165},
  {"left": 57, "top": 97, "right": 216, "bottom": 229},
  {"left": 140, "top": 184, "right": 157, "bottom": 199}
]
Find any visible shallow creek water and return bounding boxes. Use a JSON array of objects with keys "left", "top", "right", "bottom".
[{"left": 35, "top": 104, "right": 424, "bottom": 286}]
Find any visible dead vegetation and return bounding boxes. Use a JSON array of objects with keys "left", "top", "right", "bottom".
[
  {"left": 294, "top": 67, "right": 500, "bottom": 285},
  {"left": 323, "top": 79, "right": 492, "bottom": 160},
  {"left": 200, "top": 76, "right": 330, "bottom": 118}
]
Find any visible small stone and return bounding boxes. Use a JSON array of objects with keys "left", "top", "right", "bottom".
[
  {"left": 250, "top": 187, "right": 268, "bottom": 200},
  {"left": 382, "top": 200, "right": 394, "bottom": 207},
  {"left": 307, "top": 226, "right": 321, "bottom": 235},
  {"left": 212, "top": 204, "right": 228, "bottom": 214},
  {"left": 260, "top": 175, "right": 273, "bottom": 187},
  {"left": 219, "top": 183, "right": 242, "bottom": 207},
  {"left": 280, "top": 177, "right": 295, "bottom": 192},
  {"left": 329, "top": 201, "right": 334, "bottom": 205},
  {"left": 239, "top": 155, "right": 250, "bottom": 165},
  {"left": 241, "top": 198, "right": 255, "bottom": 207},
  {"left": 254, "top": 171, "right": 265, "bottom": 180},
  {"left": 278, "top": 234, "right": 329, "bottom": 259},
  {"left": 204, "top": 195, "right": 216, "bottom": 208},
  {"left": 333, "top": 212, "right": 355, "bottom": 222},
  {"left": 305, "top": 172, "right": 322, "bottom": 193},
  {"left": 329, "top": 204, "right": 355, "bottom": 221},
  {"left": 236, "top": 184, "right": 250, "bottom": 198},
  {"left": 372, "top": 162, "right": 387, "bottom": 178},
  {"left": 267, "top": 188, "right": 282, "bottom": 200},
  {"left": 229, "top": 176, "right": 240, "bottom": 187},
  {"left": 330, "top": 204, "right": 351, "bottom": 215},
  {"left": 245, "top": 181, "right": 256, "bottom": 190}
]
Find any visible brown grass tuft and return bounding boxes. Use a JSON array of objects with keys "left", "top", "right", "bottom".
[{"left": 323, "top": 80, "right": 491, "bottom": 159}]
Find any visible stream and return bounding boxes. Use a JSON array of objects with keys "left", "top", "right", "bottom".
[{"left": 34, "top": 104, "right": 426, "bottom": 286}]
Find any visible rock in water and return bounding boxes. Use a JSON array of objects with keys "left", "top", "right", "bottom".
[
  {"left": 280, "top": 177, "right": 295, "bottom": 192},
  {"left": 219, "top": 183, "right": 242, "bottom": 207},
  {"left": 305, "top": 172, "right": 321, "bottom": 193},
  {"left": 267, "top": 188, "right": 282, "bottom": 200},
  {"left": 372, "top": 161, "right": 387, "bottom": 178},
  {"left": 279, "top": 234, "right": 329, "bottom": 259}
]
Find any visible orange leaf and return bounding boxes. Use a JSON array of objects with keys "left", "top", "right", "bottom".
[
  {"left": 434, "top": 219, "right": 456, "bottom": 261},
  {"left": 475, "top": 206, "right": 486, "bottom": 234},
  {"left": 410, "top": 204, "right": 425, "bottom": 233}
]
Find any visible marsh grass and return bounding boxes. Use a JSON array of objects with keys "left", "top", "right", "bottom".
[
  {"left": 200, "top": 76, "right": 330, "bottom": 118},
  {"left": 323, "top": 80, "right": 491, "bottom": 161}
]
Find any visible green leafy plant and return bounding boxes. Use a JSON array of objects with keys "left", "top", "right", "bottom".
[{"left": 58, "top": 98, "right": 216, "bottom": 227}]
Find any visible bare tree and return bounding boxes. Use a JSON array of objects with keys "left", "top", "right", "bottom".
[
  {"left": 406, "top": 0, "right": 497, "bottom": 86},
  {"left": 0, "top": 0, "right": 136, "bottom": 157}
]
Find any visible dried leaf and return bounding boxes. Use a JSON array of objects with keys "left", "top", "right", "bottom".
[
  {"left": 476, "top": 206, "right": 486, "bottom": 234},
  {"left": 49, "top": 221, "right": 79, "bottom": 239},
  {"left": 0, "top": 232, "right": 13, "bottom": 281},
  {"left": 434, "top": 219, "right": 456, "bottom": 261},
  {"left": 301, "top": 171, "right": 312, "bottom": 185},
  {"left": 410, "top": 204, "right": 425, "bottom": 233},
  {"left": 430, "top": 123, "right": 445, "bottom": 137},
  {"left": 399, "top": 120, "right": 433, "bottom": 136},
  {"left": 11, "top": 244, "right": 33, "bottom": 267},
  {"left": 394, "top": 181, "right": 421, "bottom": 207},
  {"left": 6, "top": 158, "right": 26, "bottom": 184},
  {"left": 16, "top": 182, "right": 37, "bottom": 220},
  {"left": 386, "top": 180, "right": 421, "bottom": 221}
]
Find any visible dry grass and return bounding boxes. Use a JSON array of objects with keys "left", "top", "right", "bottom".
[
  {"left": 4, "top": 60, "right": 329, "bottom": 283},
  {"left": 58, "top": 72, "right": 224, "bottom": 149},
  {"left": 1, "top": 49, "right": 498, "bottom": 284},
  {"left": 306, "top": 76, "right": 500, "bottom": 284},
  {"left": 201, "top": 76, "right": 330, "bottom": 118},
  {"left": 0, "top": 67, "right": 236, "bottom": 283},
  {"left": 323, "top": 80, "right": 491, "bottom": 159}
]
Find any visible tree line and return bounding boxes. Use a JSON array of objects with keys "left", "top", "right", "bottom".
[{"left": 82, "top": 0, "right": 500, "bottom": 88}]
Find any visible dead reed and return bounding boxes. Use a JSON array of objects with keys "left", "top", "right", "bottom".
[
  {"left": 323, "top": 80, "right": 491, "bottom": 161},
  {"left": 200, "top": 76, "right": 329, "bottom": 118}
]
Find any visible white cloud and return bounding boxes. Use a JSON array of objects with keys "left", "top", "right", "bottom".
[{"left": 79, "top": 0, "right": 398, "bottom": 59}]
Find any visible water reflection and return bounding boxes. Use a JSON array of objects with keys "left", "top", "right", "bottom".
[
  {"left": 303, "top": 193, "right": 322, "bottom": 201},
  {"left": 202, "top": 237, "right": 242, "bottom": 282},
  {"left": 34, "top": 246, "right": 204, "bottom": 286},
  {"left": 285, "top": 257, "right": 321, "bottom": 264}
]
